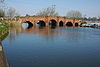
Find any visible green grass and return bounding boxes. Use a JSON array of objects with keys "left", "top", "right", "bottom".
[
  {"left": 0, "top": 22, "right": 8, "bottom": 31},
  {"left": 0, "top": 22, "right": 9, "bottom": 41}
]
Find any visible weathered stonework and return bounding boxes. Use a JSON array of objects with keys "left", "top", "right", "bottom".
[{"left": 19, "top": 16, "right": 80, "bottom": 26}]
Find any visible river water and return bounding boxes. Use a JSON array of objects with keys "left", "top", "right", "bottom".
[{"left": 2, "top": 26, "right": 100, "bottom": 67}]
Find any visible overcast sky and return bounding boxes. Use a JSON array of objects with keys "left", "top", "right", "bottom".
[{"left": 6, "top": 0, "right": 100, "bottom": 17}]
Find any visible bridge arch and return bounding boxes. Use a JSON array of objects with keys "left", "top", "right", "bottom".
[
  {"left": 37, "top": 20, "right": 46, "bottom": 27},
  {"left": 22, "top": 21, "right": 33, "bottom": 29},
  {"left": 19, "top": 16, "right": 80, "bottom": 27},
  {"left": 49, "top": 19, "right": 57, "bottom": 26},
  {"left": 59, "top": 21, "right": 64, "bottom": 26},
  {"left": 66, "top": 22, "right": 73, "bottom": 26},
  {"left": 75, "top": 23, "right": 78, "bottom": 26}
]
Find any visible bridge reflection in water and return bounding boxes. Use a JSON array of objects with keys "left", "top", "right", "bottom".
[
  {"left": 8, "top": 26, "right": 60, "bottom": 41},
  {"left": 7, "top": 25, "right": 80, "bottom": 43},
  {"left": 0, "top": 42, "right": 9, "bottom": 67},
  {"left": 3, "top": 24, "right": 100, "bottom": 67}
]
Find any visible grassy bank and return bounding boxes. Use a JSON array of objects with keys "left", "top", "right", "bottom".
[{"left": 0, "top": 22, "right": 9, "bottom": 41}]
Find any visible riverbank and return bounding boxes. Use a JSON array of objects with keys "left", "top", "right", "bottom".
[
  {"left": 0, "top": 22, "right": 9, "bottom": 67},
  {"left": 80, "top": 21, "right": 100, "bottom": 28},
  {"left": 0, "top": 22, "right": 9, "bottom": 41}
]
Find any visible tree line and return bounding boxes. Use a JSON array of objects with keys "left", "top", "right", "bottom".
[{"left": 26, "top": 6, "right": 100, "bottom": 21}]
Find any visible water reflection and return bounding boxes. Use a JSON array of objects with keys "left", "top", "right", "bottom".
[
  {"left": 7, "top": 25, "right": 100, "bottom": 44},
  {"left": 0, "top": 42, "right": 9, "bottom": 67},
  {"left": 7, "top": 26, "right": 82, "bottom": 42},
  {"left": 3, "top": 25, "right": 100, "bottom": 67},
  {"left": 22, "top": 23, "right": 29, "bottom": 29}
]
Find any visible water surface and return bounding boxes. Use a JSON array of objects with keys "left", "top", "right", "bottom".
[{"left": 2, "top": 26, "right": 100, "bottom": 67}]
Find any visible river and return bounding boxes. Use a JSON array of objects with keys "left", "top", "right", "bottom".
[{"left": 2, "top": 26, "right": 100, "bottom": 67}]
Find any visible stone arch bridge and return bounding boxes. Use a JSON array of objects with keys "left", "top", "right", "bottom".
[{"left": 19, "top": 16, "right": 80, "bottom": 27}]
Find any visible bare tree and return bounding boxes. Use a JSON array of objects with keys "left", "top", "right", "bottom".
[
  {"left": 66, "top": 10, "right": 82, "bottom": 19},
  {"left": 15, "top": 12, "right": 20, "bottom": 17},
  {"left": 36, "top": 6, "right": 58, "bottom": 16},
  {"left": 0, "top": 8, "right": 5, "bottom": 17},
  {"left": 7, "top": 7, "right": 16, "bottom": 17},
  {"left": 0, "top": 0, "right": 5, "bottom": 8},
  {"left": 0, "top": 0, "right": 9, "bottom": 17},
  {"left": 0, "top": 0, "right": 20, "bottom": 18}
]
